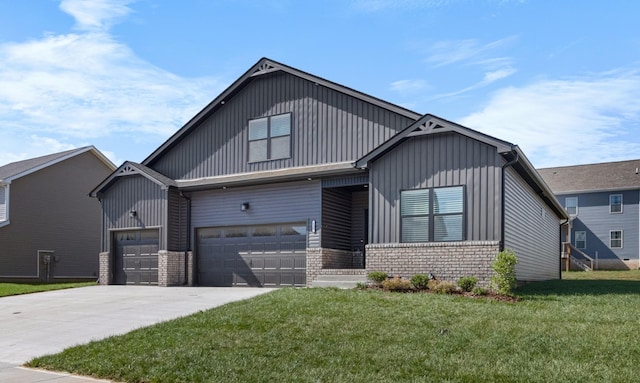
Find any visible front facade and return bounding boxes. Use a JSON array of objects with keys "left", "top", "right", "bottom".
[
  {"left": 539, "top": 160, "right": 640, "bottom": 269},
  {"left": 92, "top": 58, "right": 567, "bottom": 287},
  {"left": 0, "top": 147, "right": 115, "bottom": 282}
]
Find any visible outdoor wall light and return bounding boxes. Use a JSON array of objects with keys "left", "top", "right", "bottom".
[
  {"left": 241, "top": 203, "right": 250, "bottom": 211},
  {"left": 129, "top": 209, "right": 137, "bottom": 218}
]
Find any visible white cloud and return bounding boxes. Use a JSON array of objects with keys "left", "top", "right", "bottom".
[
  {"left": 460, "top": 70, "right": 640, "bottom": 167},
  {"left": 0, "top": 0, "right": 223, "bottom": 165},
  {"left": 389, "top": 79, "right": 428, "bottom": 94},
  {"left": 427, "top": 37, "right": 517, "bottom": 68},
  {"left": 60, "top": 0, "right": 134, "bottom": 31}
]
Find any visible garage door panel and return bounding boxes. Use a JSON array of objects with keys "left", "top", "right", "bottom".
[
  {"left": 197, "top": 223, "right": 307, "bottom": 287},
  {"left": 114, "top": 230, "right": 159, "bottom": 286}
]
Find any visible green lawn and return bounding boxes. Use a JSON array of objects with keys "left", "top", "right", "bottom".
[
  {"left": 28, "top": 271, "right": 640, "bottom": 383},
  {"left": 0, "top": 282, "right": 95, "bottom": 297}
]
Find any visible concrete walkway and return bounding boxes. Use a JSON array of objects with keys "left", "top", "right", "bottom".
[{"left": 0, "top": 285, "right": 274, "bottom": 382}]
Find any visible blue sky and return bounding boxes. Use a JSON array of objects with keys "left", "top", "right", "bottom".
[{"left": 0, "top": 0, "right": 639, "bottom": 168}]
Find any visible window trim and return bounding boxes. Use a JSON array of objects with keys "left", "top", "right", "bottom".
[
  {"left": 565, "top": 197, "right": 578, "bottom": 216},
  {"left": 609, "top": 194, "right": 623, "bottom": 214},
  {"left": 400, "top": 185, "right": 465, "bottom": 243},
  {"left": 574, "top": 230, "right": 586, "bottom": 250},
  {"left": 610, "top": 230, "right": 623, "bottom": 249},
  {"left": 0, "top": 183, "right": 9, "bottom": 227},
  {"left": 247, "top": 113, "right": 292, "bottom": 163}
]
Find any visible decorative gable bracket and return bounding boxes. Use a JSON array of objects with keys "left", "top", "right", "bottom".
[{"left": 251, "top": 61, "right": 279, "bottom": 77}]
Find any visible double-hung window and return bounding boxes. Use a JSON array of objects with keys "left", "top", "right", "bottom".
[
  {"left": 610, "top": 230, "right": 623, "bottom": 249},
  {"left": 401, "top": 186, "right": 464, "bottom": 242},
  {"left": 609, "top": 194, "right": 623, "bottom": 214},
  {"left": 248, "top": 113, "right": 291, "bottom": 162},
  {"left": 0, "top": 184, "right": 7, "bottom": 222},
  {"left": 575, "top": 231, "right": 586, "bottom": 249},
  {"left": 565, "top": 197, "right": 578, "bottom": 216}
]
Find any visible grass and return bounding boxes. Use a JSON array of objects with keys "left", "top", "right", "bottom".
[
  {"left": 27, "top": 270, "right": 640, "bottom": 383},
  {"left": 0, "top": 282, "right": 95, "bottom": 297}
]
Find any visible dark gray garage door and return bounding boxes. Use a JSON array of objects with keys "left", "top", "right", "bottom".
[
  {"left": 114, "top": 230, "right": 159, "bottom": 285},
  {"left": 197, "top": 223, "right": 307, "bottom": 287}
]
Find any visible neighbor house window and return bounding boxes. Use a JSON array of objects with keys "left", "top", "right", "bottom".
[
  {"left": 248, "top": 113, "right": 291, "bottom": 162},
  {"left": 401, "top": 186, "right": 464, "bottom": 242},
  {"left": 609, "top": 194, "right": 623, "bottom": 214},
  {"left": 575, "top": 231, "right": 586, "bottom": 249},
  {"left": 610, "top": 230, "right": 623, "bottom": 249},
  {"left": 565, "top": 197, "right": 577, "bottom": 216},
  {"left": 0, "top": 185, "right": 7, "bottom": 222}
]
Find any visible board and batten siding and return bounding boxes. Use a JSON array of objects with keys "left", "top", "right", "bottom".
[
  {"left": 369, "top": 133, "right": 502, "bottom": 243},
  {"left": 559, "top": 190, "right": 639, "bottom": 262},
  {"left": 190, "top": 180, "right": 322, "bottom": 248},
  {"left": 503, "top": 167, "right": 560, "bottom": 281},
  {"left": 321, "top": 188, "right": 352, "bottom": 250},
  {"left": 150, "top": 72, "right": 415, "bottom": 180},
  {"left": 167, "top": 188, "right": 188, "bottom": 252},
  {"left": 100, "top": 175, "right": 168, "bottom": 252}
]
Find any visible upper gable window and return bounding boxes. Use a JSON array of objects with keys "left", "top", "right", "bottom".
[
  {"left": 248, "top": 113, "right": 291, "bottom": 162},
  {"left": 0, "top": 185, "right": 7, "bottom": 222},
  {"left": 565, "top": 197, "right": 578, "bottom": 216},
  {"left": 609, "top": 194, "right": 623, "bottom": 214}
]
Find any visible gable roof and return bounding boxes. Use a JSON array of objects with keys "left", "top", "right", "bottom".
[
  {"left": 90, "top": 161, "right": 177, "bottom": 198},
  {"left": 0, "top": 146, "right": 115, "bottom": 184},
  {"left": 355, "top": 114, "right": 514, "bottom": 168},
  {"left": 354, "top": 113, "right": 567, "bottom": 219},
  {"left": 538, "top": 159, "right": 640, "bottom": 194},
  {"left": 142, "top": 57, "right": 422, "bottom": 166}
]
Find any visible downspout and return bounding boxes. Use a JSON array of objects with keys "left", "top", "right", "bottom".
[
  {"left": 559, "top": 216, "right": 570, "bottom": 279},
  {"left": 179, "top": 190, "right": 192, "bottom": 285},
  {"left": 500, "top": 147, "right": 519, "bottom": 252}
]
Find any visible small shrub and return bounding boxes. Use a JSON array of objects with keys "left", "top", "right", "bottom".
[
  {"left": 410, "top": 274, "right": 430, "bottom": 290},
  {"left": 472, "top": 286, "right": 488, "bottom": 296},
  {"left": 431, "top": 281, "right": 456, "bottom": 294},
  {"left": 367, "top": 271, "right": 388, "bottom": 284},
  {"left": 427, "top": 279, "right": 441, "bottom": 290},
  {"left": 381, "top": 276, "right": 413, "bottom": 292},
  {"left": 457, "top": 276, "right": 478, "bottom": 292},
  {"left": 490, "top": 249, "right": 518, "bottom": 296},
  {"left": 355, "top": 282, "right": 367, "bottom": 290}
]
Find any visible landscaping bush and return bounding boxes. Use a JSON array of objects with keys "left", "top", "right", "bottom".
[
  {"left": 410, "top": 274, "right": 430, "bottom": 290},
  {"left": 430, "top": 281, "right": 456, "bottom": 294},
  {"left": 381, "top": 276, "right": 413, "bottom": 292},
  {"left": 427, "top": 279, "right": 441, "bottom": 291},
  {"left": 490, "top": 249, "right": 518, "bottom": 296},
  {"left": 457, "top": 276, "right": 478, "bottom": 292},
  {"left": 367, "top": 271, "right": 388, "bottom": 285},
  {"left": 471, "top": 286, "right": 488, "bottom": 296}
]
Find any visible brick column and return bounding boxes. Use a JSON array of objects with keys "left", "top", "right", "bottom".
[
  {"left": 158, "top": 251, "right": 188, "bottom": 287},
  {"left": 98, "top": 252, "right": 111, "bottom": 285}
]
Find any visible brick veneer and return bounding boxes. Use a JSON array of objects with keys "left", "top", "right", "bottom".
[
  {"left": 98, "top": 252, "right": 110, "bottom": 285},
  {"left": 158, "top": 251, "right": 188, "bottom": 287},
  {"left": 306, "top": 248, "right": 366, "bottom": 286},
  {"left": 365, "top": 241, "right": 500, "bottom": 286}
]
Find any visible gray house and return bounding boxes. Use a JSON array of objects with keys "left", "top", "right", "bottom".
[
  {"left": 91, "top": 58, "right": 567, "bottom": 287},
  {"left": 0, "top": 147, "right": 116, "bottom": 282},
  {"left": 539, "top": 160, "right": 640, "bottom": 270}
]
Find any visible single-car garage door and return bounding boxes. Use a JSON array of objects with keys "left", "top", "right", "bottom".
[
  {"left": 114, "top": 230, "right": 159, "bottom": 285},
  {"left": 197, "top": 223, "right": 307, "bottom": 287}
]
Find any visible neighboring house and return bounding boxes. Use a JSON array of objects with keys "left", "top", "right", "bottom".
[
  {"left": 91, "top": 58, "right": 567, "bottom": 287},
  {"left": 0, "top": 147, "right": 116, "bottom": 282},
  {"left": 538, "top": 160, "right": 640, "bottom": 270}
]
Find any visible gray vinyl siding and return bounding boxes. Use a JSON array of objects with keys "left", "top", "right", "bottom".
[
  {"left": 0, "top": 152, "right": 111, "bottom": 279},
  {"left": 504, "top": 167, "right": 560, "bottom": 281},
  {"left": 190, "top": 180, "right": 322, "bottom": 248},
  {"left": 150, "top": 72, "right": 415, "bottom": 180},
  {"left": 559, "top": 190, "right": 639, "bottom": 261},
  {"left": 369, "top": 132, "right": 502, "bottom": 243},
  {"left": 167, "top": 189, "right": 188, "bottom": 252},
  {"left": 100, "top": 175, "right": 168, "bottom": 252},
  {"left": 321, "top": 188, "right": 352, "bottom": 250}
]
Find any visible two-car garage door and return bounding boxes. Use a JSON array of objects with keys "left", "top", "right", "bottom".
[{"left": 197, "top": 223, "right": 307, "bottom": 287}]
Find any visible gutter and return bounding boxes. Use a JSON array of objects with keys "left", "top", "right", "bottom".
[
  {"left": 500, "top": 147, "right": 519, "bottom": 252},
  {"left": 179, "top": 190, "right": 192, "bottom": 285}
]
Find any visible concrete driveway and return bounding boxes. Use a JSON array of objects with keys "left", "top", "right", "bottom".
[{"left": 0, "top": 285, "right": 274, "bottom": 381}]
